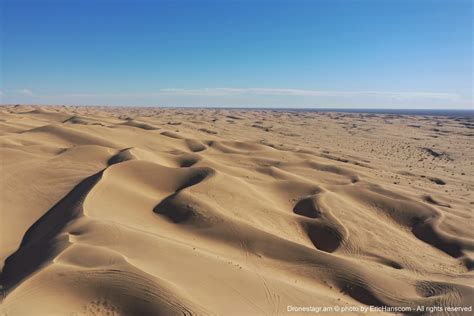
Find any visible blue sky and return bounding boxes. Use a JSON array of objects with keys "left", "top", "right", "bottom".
[{"left": 1, "top": 0, "right": 472, "bottom": 108}]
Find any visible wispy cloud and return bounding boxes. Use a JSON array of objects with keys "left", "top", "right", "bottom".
[
  {"left": 3, "top": 87, "right": 468, "bottom": 109},
  {"left": 158, "top": 88, "right": 461, "bottom": 100},
  {"left": 57, "top": 88, "right": 461, "bottom": 101},
  {"left": 17, "top": 88, "right": 33, "bottom": 96}
]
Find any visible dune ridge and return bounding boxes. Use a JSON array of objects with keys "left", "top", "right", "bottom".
[{"left": 1, "top": 105, "right": 473, "bottom": 315}]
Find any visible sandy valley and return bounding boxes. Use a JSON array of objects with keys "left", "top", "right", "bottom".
[{"left": 0, "top": 105, "right": 473, "bottom": 315}]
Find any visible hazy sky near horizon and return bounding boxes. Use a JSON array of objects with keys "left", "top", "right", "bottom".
[{"left": 1, "top": 0, "right": 472, "bottom": 108}]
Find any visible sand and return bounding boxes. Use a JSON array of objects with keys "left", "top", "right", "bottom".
[{"left": 0, "top": 105, "right": 473, "bottom": 315}]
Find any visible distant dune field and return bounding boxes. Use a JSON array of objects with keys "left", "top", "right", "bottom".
[{"left": 1, "top": 105, "right": 473, "bottom": 315}]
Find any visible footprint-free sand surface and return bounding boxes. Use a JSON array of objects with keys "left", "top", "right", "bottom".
[{"left": 1, "top": 105, "right": 473, "bottom": 315}]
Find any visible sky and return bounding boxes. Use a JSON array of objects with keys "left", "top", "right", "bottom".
[{"left": 0, "top": 0, "right": 472, "bottom": 108}]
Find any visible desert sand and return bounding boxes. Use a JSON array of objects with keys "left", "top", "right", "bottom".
[{"left": 0, "top": 105, "right": 473, "bottom": 315}]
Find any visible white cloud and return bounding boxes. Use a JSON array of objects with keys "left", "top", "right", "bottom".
[
  {"left": 17, "top": 89, "right": 33, "bottom": 96},
  {"left": 54, "top": 88, "right": 461, "bottom": 101},
  {"left": 3, "top": 88, "right": 468, "bottom": 108},
  {"left": 157, "top": 88, "right": 460, "bottom": 100}
]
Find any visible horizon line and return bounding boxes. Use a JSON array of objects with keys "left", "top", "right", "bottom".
[{"left": 2, "top": 103, "right": 473, "bottom": 112}]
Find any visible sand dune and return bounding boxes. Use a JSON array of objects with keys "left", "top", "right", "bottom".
[{"left": 1, "top": 105, "right": 473, "bottom": 315}]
